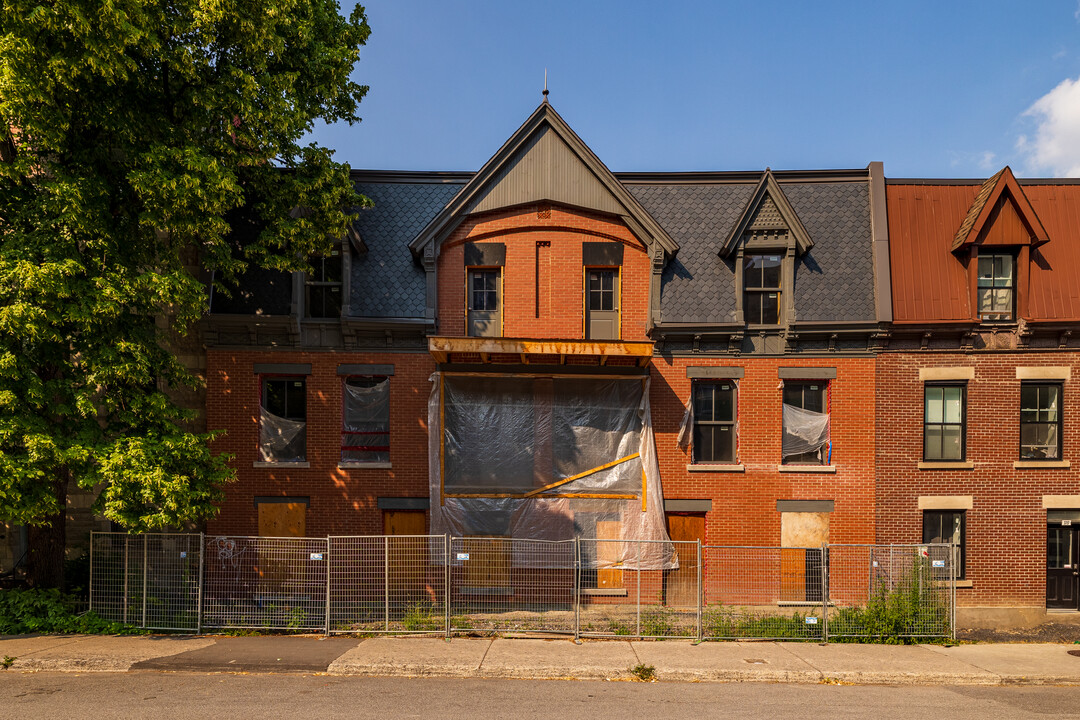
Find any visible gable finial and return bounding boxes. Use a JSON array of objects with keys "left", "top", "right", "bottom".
[{"left": 543, "top": 68, "right": 549, "bottom": 103}]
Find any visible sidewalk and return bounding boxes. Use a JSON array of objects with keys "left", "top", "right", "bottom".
[{"left": 2, "top": 634, "right": 1080, "bottom": 685}]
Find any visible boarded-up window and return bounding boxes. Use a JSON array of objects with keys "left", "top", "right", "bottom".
[{"left": 342, "top": 376, "right": 390, "bottom": 463}]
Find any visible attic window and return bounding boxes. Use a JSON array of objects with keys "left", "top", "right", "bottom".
[
  {"left": 743, "top": 254, "right": 782, "bottom": 325},
  {"left": 305, "top": 250, "right": 342, "bottom": 319},
  {"left": 977, "top": 253, "right": 1013, "bottom": 322}
]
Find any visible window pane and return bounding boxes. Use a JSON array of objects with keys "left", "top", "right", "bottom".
[
  {"left": 993, "top": 288, "right": 1012, "bottom": 311},
  {"left": 693, "top": 385, "right": 714, "bottom": 421},
  {"left": 977, "top": 256, "right": 994, "bottom": 282},
  {"left": 715, "top": 385, "right": 734, "bottom": 421},
  {"left": 264, "top": 380, "right": 287, "bottom": 417},
  {"left": 941, "top": 425, "right": 963, "bottom": 459},
  {"left": 925, "top": 387, "right": 943, "bottom": 423},
  {"left": 744, "top": 256, "right": 763, "bottom": 288},
  {"left": 761, "top": 292, "right": 779, "bottom": 324},
  {"left": 743, "top": 292, "right": 761, "bottom": 324},
  {"left": 995, "top": 255, "right": 1013, "bottom": 283},
  {"left": 943, "top": 387, "right": 962, "bottom": 423},
  {"left": 924, "top": 426, "right": 942, "bottom": 459},
  {"left": 1046, "top": 386, "right": 1060, "bottom": 421},
  {"left": 760, "top": 255, "right": 782, "bottom": 288}
]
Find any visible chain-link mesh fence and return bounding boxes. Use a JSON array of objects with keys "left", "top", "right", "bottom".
[{"left": 89, "top": 533, "right": 954, "bottom": 640}]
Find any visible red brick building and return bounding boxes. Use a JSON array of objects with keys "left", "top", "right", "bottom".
[
  {"left": 203, "top": 101, "right": 887, "bottom": 584},
  {"left": 879, "top": 168, "right": 1080, "bottom": 626}
]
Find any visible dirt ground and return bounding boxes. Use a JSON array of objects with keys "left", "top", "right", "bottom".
[{"left": 958, "top": 623, "right": 1080, "bottom": 643}]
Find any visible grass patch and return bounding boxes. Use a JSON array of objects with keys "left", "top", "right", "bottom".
[{"left": 629, "top": 663, "right": 657, "bottom": 681}]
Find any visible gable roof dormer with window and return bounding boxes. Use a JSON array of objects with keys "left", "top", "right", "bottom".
[{"left": 887, "top": 166, "right": 1080, "bottom": 349}]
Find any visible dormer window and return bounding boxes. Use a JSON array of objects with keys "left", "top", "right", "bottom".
[
  {"left": 743, "top": 254, "right": 782, "bottom": 325},
  {"left": 305, "top": 249, "right": 342, "bottom": 319},
  {"left": 977, "top": 253, "right": 1014, "bottom": 322}
]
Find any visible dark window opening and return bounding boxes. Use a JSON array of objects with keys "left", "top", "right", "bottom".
[
  {"left": 585, "top": 268, "right": 619, "bottom": 340},
  {"left": 782, "top": 382, "right": 829, "bottom": 465},
  {"left": 1021, "top": 382, "right": 1062, "bottom": 460},
  {"left": 743, "top": 253, "right": 782, "bottom": 325},
  {"left": 692, "top": 382, "right": 736, "bottom": 464},
  {"left": 260, "top": 377, "right": 306, "bottom": 462},
  {"left": 923, "top": 510, "right": 966, "bottom": 580},
  {"left": 924, "top": 384, "right": 965, "bottom": 461},
  {"left": 305, "top": 250, "right": 343, "bottom": 319},
  {"left": 467, "top": 268, "right": 500, "bottom": 337},
  {"left": 977, "top": 253, "right": 1014, "bottom": 322}
]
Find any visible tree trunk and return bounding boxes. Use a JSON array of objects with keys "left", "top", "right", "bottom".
[{"left": 26, "top": 470, "right": 69, "bottom": 589}]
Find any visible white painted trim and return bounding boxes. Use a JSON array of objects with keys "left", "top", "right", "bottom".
[{"left": 919, "top": 367, "right": 975, "bottom": 381}]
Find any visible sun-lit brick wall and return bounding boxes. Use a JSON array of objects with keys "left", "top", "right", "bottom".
[
  {"left": 651, "top": 356, "right": 877, "bottom": 546},
  {"left": 876, "top": 351, "right": 1080, "bottom": 608},
  {"left": 206, "top": 349, "right": 436, "bottom": 537},
  {"left": 436, "top": 204, "right": 651, "bottom": 340}
]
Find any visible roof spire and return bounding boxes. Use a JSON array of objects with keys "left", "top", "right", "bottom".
[{"left": 542, "top": 68, "right": 549, "bottom": 103}]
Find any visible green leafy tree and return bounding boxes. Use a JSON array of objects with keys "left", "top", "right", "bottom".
[{"left": 0, "top": 0, "right": 370, "bottom": 587}]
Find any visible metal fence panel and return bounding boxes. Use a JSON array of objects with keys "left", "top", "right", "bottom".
[
  {"left": 700, "top": 546, "right": 826, "bottom": 641},
  {"left": 328, "top": 535, "right": 447, "bottom": 634},
  {"left": 201, "top": 536, "right": 328, "bottom": 631},
  {"left": 449, "top": 537, "right": 575, "bottom": 635},
  {"left": 826, "top": 543, "right": 954, "bottom": 640},
  {"left": 577, "top": 539, "right": 699, "bottom": 639}
]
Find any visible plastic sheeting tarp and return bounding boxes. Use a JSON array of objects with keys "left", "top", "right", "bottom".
[
  {"left": 781, "top": 403, "right": 830, "bottom": 459},
  {"left": 342, "top": 378, "right": 390, "bottom": 463},
  {"left": 259, "top": 408, "right": 306, "bottom": 462},
  {"left": 429, "top": 372, "right": 675, "bottom": 570}
]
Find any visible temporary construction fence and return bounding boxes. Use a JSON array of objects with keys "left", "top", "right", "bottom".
[{"left": 89, "top": 533, "right": 955, "bottom": 641}]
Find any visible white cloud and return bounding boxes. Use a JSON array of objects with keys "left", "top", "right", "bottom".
[{"left": 1018, "top": 76, "right": 1080, "bottom": 177}]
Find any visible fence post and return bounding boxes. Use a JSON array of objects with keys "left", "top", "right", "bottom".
[
  {"left": 573, "top": 537, "right": 580, "bottom": 642},
  {"left": 636, "top": 539, "right": 641, "bottom": 638},
  {"left": 952, "top": 542, "right": 958, "bottom": 640},
  {"left": 325, "top": 537, "right": 332, "bottom": 637},
  {"left": 696, "top": 539, "right": 703, "bottom": 643},
  {"left": 123, "top": 536, "right": 129, "bottom": 624},
  {"left": 142, "top": 534, "right": 148, "bottom": 628},
  {"left": 384, "top": 535, "right": 390, "bottom": 633},
  {"left": 444, "top": 535, "right": 451, "bottom": 640},
  {"left": 196, "top": 533, "right": 204, "bottom": 634},
  {"left": 821, "top": 542, "right": 829, "bottom": 643},
  {"left": 88, "top": 533, "right": 95, "bottom": 617}
]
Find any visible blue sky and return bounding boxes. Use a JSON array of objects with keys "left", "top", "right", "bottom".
[{"left": 308, "top": 1, "right": 1080, "bottom": 178}]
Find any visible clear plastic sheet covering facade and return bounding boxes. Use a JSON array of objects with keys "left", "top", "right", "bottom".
[
  {"left": 259, "top": 409, "right": 306, "bottom": 462},
  {"left": 428, "top": 372, "right": 674, "bottom": 570},
  {"left": 342, "top": 378, "right": 390, "bottom": 463},
  {"left": 781, "top": 403, "right": 830, "bottom": 458}
]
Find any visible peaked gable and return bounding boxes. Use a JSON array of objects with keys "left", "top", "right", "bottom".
[
  {"left": 409, "top": 102, "right": 678, "bottom": 259},
  {"left": 718, "top": 169, "right": 813, "bottom": 258},
  {"left": 951, "top": 166, "right": 1050, "bottom": 251}
]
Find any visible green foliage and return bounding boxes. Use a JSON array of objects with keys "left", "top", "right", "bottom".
[
  {"left": 400, "top": 602, "right": 443, "bottom": 632},
  {"left": 2, "top": 655, "right": 14, "bottom": 669},
  {"left": 702, "top": 604, "right": 821, "bottom": 640},
  {"left": 829, "top": 565, "right": 949, "bottom": 644},
  {"left": 629, "top": 663, "right": 656, "bottom": 681},
  {"left": 0, "top": 588, "right": 146, "bottom": 634},
  {"left": 0, "top": 0, "right": 371, "bottom": 566}
]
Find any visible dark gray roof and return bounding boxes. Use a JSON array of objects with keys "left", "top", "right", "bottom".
[
  {"left": 627, "top": 181, "right": 875, "bottom": 324},
  {"left": 350, "top": 180, "right": 464, "bottom": 318}
]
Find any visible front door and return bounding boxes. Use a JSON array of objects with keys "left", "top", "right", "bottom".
[{"left": 1047, "top": 524, "right": 1078, "bottom": 609}]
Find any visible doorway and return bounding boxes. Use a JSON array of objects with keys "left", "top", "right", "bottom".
[
  {"left": 1047, "top": 522, "right": 1078, "bottom": 610},
  {"left": 664, "top": 514, "right": 704, "bottom": 607}
]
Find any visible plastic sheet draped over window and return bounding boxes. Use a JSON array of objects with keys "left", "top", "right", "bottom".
[
  {"left": 342, "top": 378, "right": 390, "bottom": 463},
  {"left": 259, "top": 408, "right": 306, "bottom": 462},
  {"left": 781, "top": 403, "right": 830, "bottom": 458},
  {"left": 429, "top": 372, "right": 674, "bottom": 570}
]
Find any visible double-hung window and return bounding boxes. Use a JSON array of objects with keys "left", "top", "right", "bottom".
[
  {"left": 260, "top": 377, "right": 307, "bottom": 463},
  {"left": 923, "top": 510, "right": 966, "bottom": 580},
  {"left": 977, "top": 253, "right": 1014, "bottom": 322},
  {"left": 743, "top": 254, "right": 782, "bottom": 325},
  {"left": 1020, "top": 382, "right": 1062, "bottom": 460},
  {"left": 342, "top": 376, "right": 390, "bottom": 464},
  {"left": 923, "top": 384, "right": 965, "bottom": 461},
  {"left": 692, "top": 382, "right": 736, "bottom": 464},
  {"left": 782, "top": 382, "right": 829, "bottom": 465},
  {"left": 305, "top": 250, "right": 343, "bottom": 319},
  {"left": 467, "top": 268, "right": 501, "bottom": 337}
]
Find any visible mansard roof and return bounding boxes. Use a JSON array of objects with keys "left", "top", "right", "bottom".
[{"left": 407, "top": 101, "right": 678, "bottom": 260}]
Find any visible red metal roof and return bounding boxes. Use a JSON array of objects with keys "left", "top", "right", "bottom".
[{"left": 887, "top": 181, "right": 1080, "bottom": 323}]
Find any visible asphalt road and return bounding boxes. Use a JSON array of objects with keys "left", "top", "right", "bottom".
[{"left": 6, "top": 673, "right": 1080, "bottom": 719}]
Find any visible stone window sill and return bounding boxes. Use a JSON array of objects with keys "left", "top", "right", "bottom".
[
  {"left": 338, "top": 462, "right": 393, "bottom": 470},
  {"left": 776, "top": 464, "right": 836, "bottom": 474},
  {"left": 580, "top": 588, "right": 628, "bottom": 597},
  {"left": 917, "top": 461, "right": 974, "bottom": 470},
  {"left": 1014, "top": 460, "right": 1071, "bottom": 469},
  {"left": 687, "top": 464, "right": 745, "bottom": 473},
  {"left": 955, "top": 580, "right": 973, "bottom": 588},
  {"left": 252, "top": 461, "right": 310, "bottom": 469}
]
